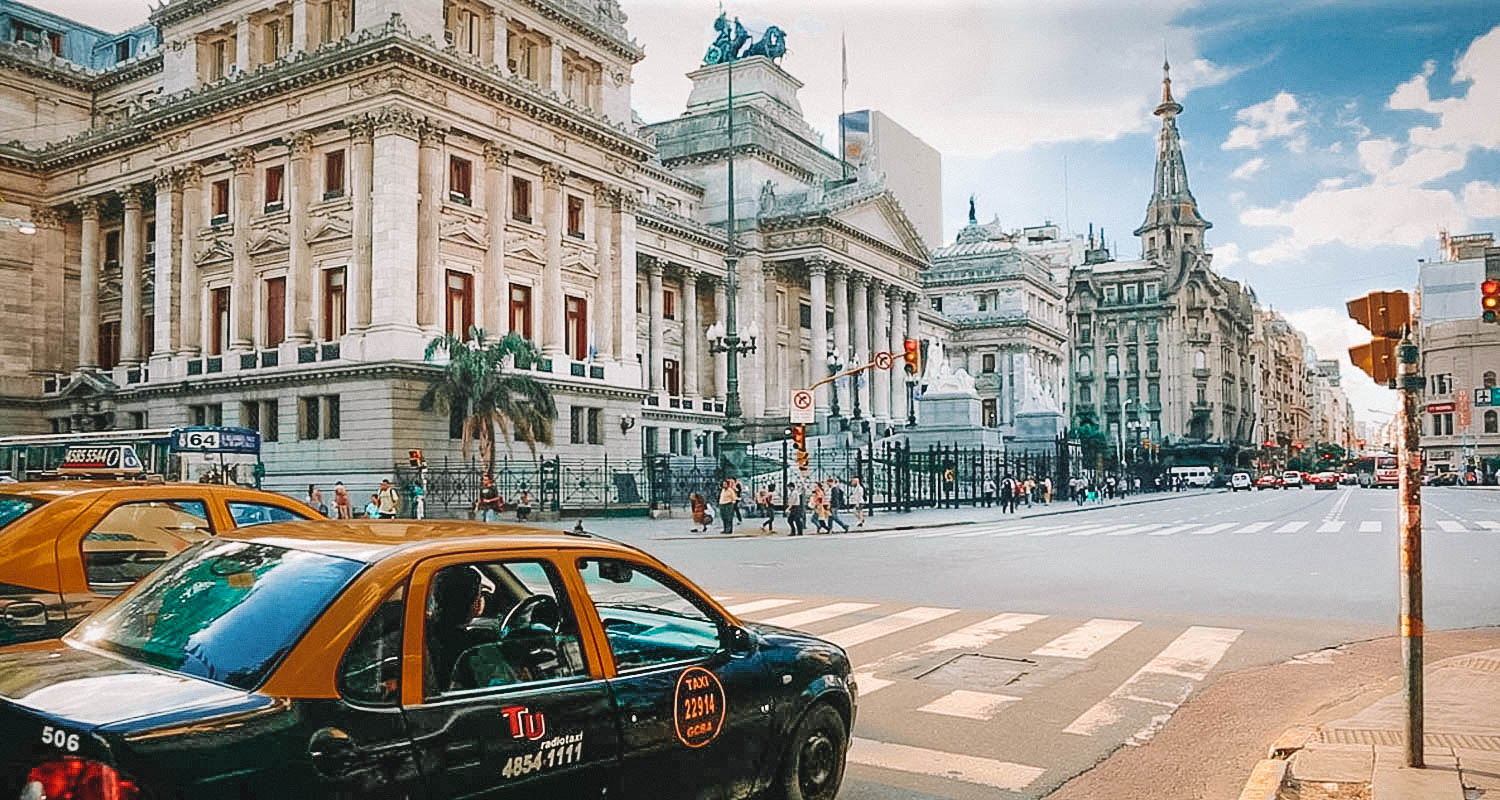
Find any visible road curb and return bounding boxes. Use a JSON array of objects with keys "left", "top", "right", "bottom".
[{"left": 1236, "top": 726, "right": 1314, "bottom": 800}]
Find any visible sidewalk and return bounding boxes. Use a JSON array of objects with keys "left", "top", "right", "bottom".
[
  {"left": 1241, "top": 647, "right": 1500, "bottom": 800},
  {"left": 559, "top": 487, "right": 1227, "bottom": 541}
]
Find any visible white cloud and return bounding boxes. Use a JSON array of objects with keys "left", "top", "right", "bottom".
[
  {"left": 1390, "top": 27, "right": 1500, "bottom": 152},
  {"left": 1316, "top": 176, "right": 1348, "bottom": 191},
  {"left": 1221, "top": 91, "right": 1306, "bottom": 150},
  {"left": 1212, "top": 242, "right": 1242, "bottom": 270},
  {"left": 1465, "top": 181, "right": 1500, "bottom": 219},
  {"left": 1230, "top": 157, "right": 1267, "bottom": 180},
  {"left": 1241, "top": 184, "right": 1466, "bottom": 264},
  {"left": 1282, "top": 307, "right": 1398, "bottom": 423}
]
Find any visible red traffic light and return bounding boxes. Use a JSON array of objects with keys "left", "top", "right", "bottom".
[
  {"left": 1484, "top": 279, "right": 1500, "bottom": 322},
  {"left": 789, "top": 424, "right": 806, "bottom": 451},
  {"left": 903, "top": 338, "right": 921, "bottom": 375}
]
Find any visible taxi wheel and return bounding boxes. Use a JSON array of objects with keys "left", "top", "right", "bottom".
[{"left": 774, "top": 703, "right": 847, "bottom": 800}]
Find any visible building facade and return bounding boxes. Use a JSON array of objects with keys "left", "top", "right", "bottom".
[
  {"left": 0, "top": 0, "right": 932, "bottom": 491},
  {"left": 1418, "top": 231, "right": 1500, "bottom": 479},
  {"left": 1067, "top": 62, "right": 1258, "bottom": 468}
]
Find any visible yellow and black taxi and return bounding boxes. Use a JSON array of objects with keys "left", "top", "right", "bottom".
[
  {"left": 0, "top": 480, "right": 320, "bottom": 645},
  {"left": 0, "top": 522, "right": 855, "bottom": 800}
]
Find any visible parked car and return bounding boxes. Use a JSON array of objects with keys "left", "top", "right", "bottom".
[
  {"left": 0, "top": 521, "right": 856, "bottom": 800},
  {"left": 1230, "top": 472, "right": 1252, "bottom": 491},
  {"left": 1311, "top": 472, "right": 1340, "bottom": 490},
  {"left": 1282, "top": 471, "right": 1304, "bottom": 488},
  {"left": 1255, "top": 474, "right": 1284, "bottom": 490},
  {"left": 1430, "top": 471, "right": 1459, "bottom": 486}
]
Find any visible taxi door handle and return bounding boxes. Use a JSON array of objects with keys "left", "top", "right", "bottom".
[{"left": 308, "top": 727, "right": 358, "bottom": 775}]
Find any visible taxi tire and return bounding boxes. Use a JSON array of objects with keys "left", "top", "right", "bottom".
[{"left": 771, "top": 703, "right": 848, "bottom": 800}]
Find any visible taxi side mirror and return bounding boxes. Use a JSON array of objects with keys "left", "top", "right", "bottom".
[
  {"left": 724, "top": 625, "right": 756, "bottom": 655},
  {"left": 1, "top": 601, "right": 47, "bottom": 629}
]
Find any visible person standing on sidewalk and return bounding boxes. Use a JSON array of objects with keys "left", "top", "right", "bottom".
[
  {"left": 733, "top": 479, "right": 745, "bottom": 524},
  {"left": 848, "top": 477, "right": 867, "bottom": 528},
  {"left": 376, "top": 480, "right": 400, "bottom": 519},
  {"left": 1043, "top": 476, "right": 1053, "bottom": 504},
  {"left": 827, "top": 478, "right": 851, "bottom": 533},
  {"left": 999, "top": 475, "right": 1014, "bottom": 513},
  {"left": 515, "top": 490, "right": 533, "bottom": 521},
  {"left": 982, "top": 476, "right": 996, "bottom": 507},
  {"left": 475, "top": 474, "right": 503, "bottom": 522},
  {"left": 785, "top": 481, "right": 805, "bottom": 536},
  {"left": 333, "top": 482, "right": 353, "bottom": 519},
  {"left": 718, "top": 479, "right": 738, "bottom": 535},
  {"left": 759, "top": 483, "right": 776, "bottom": 532},
  {"left": 689, "top": 492, "right": 708, "bottom": 533}
]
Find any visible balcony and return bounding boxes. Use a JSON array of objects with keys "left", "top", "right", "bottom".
[
  {"left": 1191, "top": 401, "right": 1214, "bottom": 415},
  {"left": 1192, "top": 367, "right": 1211, "bottom": 379},
  {"left": 1186, "top": 332, "right": 1212, "bottom": 346}
]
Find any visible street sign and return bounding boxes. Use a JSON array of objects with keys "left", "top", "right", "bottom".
[
  {"left": 1457, "top": 390, "right": 1471, "bottom": 430},
  {"left": 789, "top": 389, "right": 814, "bottom": 424},
  {"left": 873, "top": 351, "right": 894, "bottom": 370},
  {"left": 1478, "top": 388, "right": 1494, "bottom": 407},
  {"left": 171, "top": 426, "right": 261, "bottom": 455}
]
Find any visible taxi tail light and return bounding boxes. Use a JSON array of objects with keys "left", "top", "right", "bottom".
[{"left": 25, "top": 758, "right": 139, "bottom": 800}]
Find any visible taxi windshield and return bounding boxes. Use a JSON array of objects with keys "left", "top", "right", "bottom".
[
  {"left": 74, "top": 540, "right": 363, "bottom": 691},
  {"left": 0, "top": 494, "right": 43, "bottom": 531}
]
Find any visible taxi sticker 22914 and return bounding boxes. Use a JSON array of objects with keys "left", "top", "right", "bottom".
[{"left": 500, "top": 733, "right": 583, "bottom": 779}]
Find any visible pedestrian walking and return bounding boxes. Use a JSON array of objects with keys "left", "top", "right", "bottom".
[
  {"left": 849, "top": 477, "right": 867, "bottom": 527},
  {"left": 515, "top": 490, "right": 533, "bottom": 521},
  {"left": 718, "top": 480, "right": 738, "bottom": 535},
  {"left": 982, "top": 477, "right": 996, "bottom": 507},
  {"left": 733, "top": 479, "right": 745, "bottom": 523},
  {"left": 362, "top": 493, "right": 381, "bottom": 519},
  {"left": 376, "top": 479, "right": 400, "bottom": 519},
  {"left": 333, "top": 482, "right": 353, "bottom": 519},
  {"left": 827, "top": 478, "right": 850, "bottom": 533},
  {"left": 759, "top": 483, "right": 776, "bottom": 532},
  {"left": 1043, "top": 476, "right": 1053, "bottom": 504},
  {"left": 306, "top": 485, "right": 329, "bottom": 517},
  {"left": 786, "top": 482, "right": 805, "bottom": 536},
  {"left": 474, "top": 474, "right": 503, "bottom": 522},
  {"left": 1022, "top": 477, "right": 1035, "bottom": 508},
  {"left": 689, "top": 492, "right": 709, "bottom": 533},
  {"left": 999, "top": 475, "right": 1014, "bottom": 513},
  {"left": 811, "top": 483, "right": 831, "bottom": 533}
]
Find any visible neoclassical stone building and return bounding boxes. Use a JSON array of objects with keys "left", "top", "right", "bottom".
[
  {"left": 1068, "top": 63, "right": 1258, "bottom": 466},
  {"left": 0, "top": 0, "right": 929, "bottom": 489}
]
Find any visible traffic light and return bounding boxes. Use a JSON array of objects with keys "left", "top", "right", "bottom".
[
  {"left": 796, "top": 449, "right": 809, "bottom": 470},
  {"left": 903, "top": 338, "right": 921, "bottom": 375},
  {"left": 789, "top": 424, "right": 806, "bottom": 452},
  {"left": 1483, "top": 278, "right": 1499, "bottom": 323},
  {"left": 408, "top": 449, "right": 426, "bottom": 468},
  {"left": 1349, "top": 339, "right": 1398, "bottom": 385},
  {"left": 1347, "top": 290, "right": 1409, "bottom": 386}
]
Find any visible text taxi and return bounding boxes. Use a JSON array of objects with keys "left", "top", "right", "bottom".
[
  {"left": 0, "top": 522, "right": 856, "bottom": 800},
  {"left": 0, "top": 480, "right": 319, "bottom": 645}
]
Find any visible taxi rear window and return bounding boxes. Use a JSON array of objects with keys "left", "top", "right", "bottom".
[
  {"left": 0, "top": 494, "right": 44, "bottom": 531},
  {"left": 73, "top": 540, "right": 363, "bottom": 691}
]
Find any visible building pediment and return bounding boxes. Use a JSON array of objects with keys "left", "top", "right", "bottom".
[
  {"left": 307, "top": 213, "right": 352, "bottom": 244},
  {"left": 440, "top": 218, "right": 489, "bottom": 248},
  {"left": 56, "top": 370, "right": 119, "bottom": 400},
  {"left": 829, "top": 191, "right": 929, "bottom": 264},
  {"left": 562, "top": 251, "right": 599, "bottom": 278},
  {"left": 196, "top": 237, "right": 232, "bottom": 265},
  {"left": 506, "top": 232, "right": 545, "bottom": 263},
  {"left": 249, "top": 230, "right": 289, "bottom": 255}
]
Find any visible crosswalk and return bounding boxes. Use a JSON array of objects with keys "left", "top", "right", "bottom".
[
  {"left": 764, "top": 516, "right": 1500, "bottom": 542},
  {"left": 712, "top": 591, "right": 1246, "bottom": 798}
]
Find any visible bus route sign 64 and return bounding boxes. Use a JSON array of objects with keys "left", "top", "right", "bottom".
[{"left": 171, "top": 426, "right": 262, "bottom": 455}]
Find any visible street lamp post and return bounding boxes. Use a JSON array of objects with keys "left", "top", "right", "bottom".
[
  {"left": 1117, "top": 398, "right": 1135, "bottom": 474},
  {"left": 906, "top": 370, "right": 918, "bottom": 427},
  {"left": 826, "top": 347, "right": 844, "bottom": 427}
]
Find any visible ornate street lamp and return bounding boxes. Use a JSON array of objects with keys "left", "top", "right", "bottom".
[{"left": 826, "top": 345, "right": 844, "bottom": 423}]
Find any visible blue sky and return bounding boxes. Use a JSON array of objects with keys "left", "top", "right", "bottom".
[{"left": 48, "top": 0, "right": 1500, "bottom": 422}]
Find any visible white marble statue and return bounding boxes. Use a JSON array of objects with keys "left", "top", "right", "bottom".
[{"left": 921, "top": 340, "right": 978, "bottom": 397}]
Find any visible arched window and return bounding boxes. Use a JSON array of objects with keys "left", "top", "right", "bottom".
[
  {"left": 1485, "top": 371, "right": 1497, "bottom": 389},
  {"left": 1486, "top": 410, "right": 1498, "bottom": 434},
  {"left": 1106, "top": 353, "right": 1119, "bottom": 376},
  {"left": 1193, "top": 350, "right": 1206, "bottom": 371},
  {"left": 1078, "top": 353, "right": 1092, "bottom": 373}
]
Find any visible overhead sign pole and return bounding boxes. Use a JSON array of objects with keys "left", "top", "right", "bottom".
[{"left": 1347, "top": 289, "right": 1423, "bottom": 768}]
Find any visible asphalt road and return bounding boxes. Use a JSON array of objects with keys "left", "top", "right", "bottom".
[{"left": 604, "top": 486, "right": 1500, "bottom": 799}]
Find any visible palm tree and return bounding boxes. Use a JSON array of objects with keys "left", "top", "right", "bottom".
[{"left": 421, "top": 327, "right": 557, "bottom": 473}]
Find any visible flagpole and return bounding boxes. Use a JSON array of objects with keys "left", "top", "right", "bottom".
[{"left": 840, "top": 29, "right": 848, "bottom": 182}]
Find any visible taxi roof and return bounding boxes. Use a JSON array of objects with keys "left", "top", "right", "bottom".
[
  {"left": 0, "top": 480, "right": 295, "bottom": 502},
  {"left": 231, "top": 519, "right": 642, "bottom": 564}
]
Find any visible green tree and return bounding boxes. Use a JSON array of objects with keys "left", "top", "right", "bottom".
[
  {"left": 1316, "top": 442, "right": 1347, "bottom": 468},
  {"left": 1070, "top": 410, "right": 1111, "bottom": 471},
  {"left": 421, "top": 328, "right": 557, "bottom": 472}
]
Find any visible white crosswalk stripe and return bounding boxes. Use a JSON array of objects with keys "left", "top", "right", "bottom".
[
  {"left": 1191, "top": 523, "right": 1235, "bottom": 535},
  {"left": 1032, "top": 618, "right": 1140, "bottom": 659},
  {"left": 1236, "top": 522, "right": 1273, "bottom": 533},
  {"left": 1147, "top": 524, "right": 1198, "bottom": 536},
  {"left": 1361, "top": 520, "right": 1383, "bottom": 533},
  {"left": 760, "top": 601, "right": 876, "bottom": 629},
  {"left": 1065, "top": 524, "right": 1117, "bottom": 537},
  {"left": 1478, "top": 521, "right": 1500, "bottom": 531},
  {"left": 1063, "top": 625, "right": 1241, "bottom": 738},
  {"left": 918, "top": 689, "right": 1021, "bottom": 720},
  {"left": 1106, "top": 524, "right": 1159, "bottom": 537},
  {"left": 723, "top": 598, "right": 799, "bottom": 616},
  {"left": 1275, "top": 521, "right": 1307, "bottom": 533},
  {"left": 1436, "top": 520, "right": 1467, "bottom": 532},
  {"left": 1027, "top": 526, "right": 1072, "bottom": 537},
  {"left": 824, "top": 606, "right": 959, "bottom": 648},
  {"left": 1317, "top": 521, "right": 1345, "bottom": 533},
  {"left": 848, "top": 738, "right": 1045, "bottom": 791}
]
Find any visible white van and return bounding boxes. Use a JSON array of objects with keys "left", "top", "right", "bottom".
[{"left": 1169, "top": 466, "right": 1213, "bottom": 488}]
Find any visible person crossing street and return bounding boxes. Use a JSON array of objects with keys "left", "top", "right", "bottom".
[{"left": 827, "top": 478, "right": 851, "bottom": 533}]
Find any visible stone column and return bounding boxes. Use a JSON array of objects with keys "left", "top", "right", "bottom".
[
  {"left": 369, "top": 107, "right": 420, "bottom": 337},
  {"left": 29, "top": 207, "right": 66, "bottom": 372},
  {"left": 645, "top": 257, "right": 663, "bottom": 393},
  {"left": 77, "top": 198, "right": 101, "bottom": 369},
  {"left": 349, "top": 115, "right": 374, "bottom": 331},
  {"left": 888, "top": 286, "right": 907, "bottom": 424},
  {"left": 229, "top": 148, "right": 255, "bottom": 350},
  {"left": 737, "top": 251, "right": 763, "bottom": 418},
  {"left": 151, "top": 169, "right": 182, "bottom": 359},
  {"left": 287, "top": 131, "right": 313, "bottom": 342},
  {"left": 492, "top": 12, "right": 510, "bottom": 74},
  {"left": 807, "top": 257, "right": 828, "bottom": 411},
  {"left": 483, "top": 142, "right": 510, "bottom": 336},
  {"left": 120, "top": 186, "right": 145, "bottom": 365},
  {"left": 178, "top": 167, "right": 202, "bottom": 356},
  {"left": 682, "top": 268, "right": 699, "bottom": 401},
  {"left": 850, "top": 272, "right": 870, "bottom": 416},
  {"left": 831, "top": 264, "right": 850, "bottom": 413},
  {"left": 614, "top": 191, "right": 638, "bottom": 380},
  {"left": 540, "top": 162, "right": 566, "bottom": 359},
  {"left": 762, "top": 261, "right": 780, "bottom": 415},
  {"left": 712, "top": 277, "right": 727, "bottom": 400},
  {"left": 235, "top": 18, "right": 250, "bottom": 73},
  {"left": 416, "top": 121, "right": 445, "bottom": 332},
  {"left": 592, "top": 184, "right": 614, "bottom": 361},
  {"left": 872, "top": 280, "right": 891, "bottom": 422},
  {"left": 290, "top": 0, "right": 309, "bottom": 52}
]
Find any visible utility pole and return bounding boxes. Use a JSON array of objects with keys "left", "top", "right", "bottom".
[{"left": 1347, "top": 289, "right": 1422, "bottom": 768}]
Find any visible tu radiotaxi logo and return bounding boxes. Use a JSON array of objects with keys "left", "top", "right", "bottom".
[{"left": 501, "top": 706, "right": 546, "bottom": 741}]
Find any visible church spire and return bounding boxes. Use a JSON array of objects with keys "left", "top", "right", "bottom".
[{"left": 1134, "top": 58, "right": 1210, "bottom": 260}]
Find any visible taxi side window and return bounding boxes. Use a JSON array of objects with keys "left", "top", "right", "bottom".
[
  {"left": 82, "top": 500, "right": 213, "bottom": 592},
  {"left": 226, "top": 501, "right": 311, "bottom": 528},
  {"left": 577, "top": 558, "right": 722, "bottom": 671},
  {"left": 339, "top": 586, "right": 405, "bottom": 706},
  {"left": 424, "top": 560, "right": 588, "bottom": 700}
]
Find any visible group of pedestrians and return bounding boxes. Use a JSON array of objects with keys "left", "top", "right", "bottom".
[
  {"left": 305, "top": 479, "right": 402, "bottom": 519},
  {"left": 470, "top": 474, "right": 534, "bottom": 522},
  {"left": 690, "top": 476, "right": 867, "bottom": 536},
  {"left": 980, "top": 475, "right": 1051, "bottom": 512}
]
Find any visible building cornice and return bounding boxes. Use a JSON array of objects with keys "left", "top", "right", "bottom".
[
  {"left": 758, "top": 214, "right": 929, "bottom": 274},
  {"left": 514, "top": 0, "right": 644, "bottom": 63},
  {"left": 636, "top": 204, "right": 727, "bottom": 252},
  {"left": 0, "top": 42, "right": 163, "bottom": 93}
]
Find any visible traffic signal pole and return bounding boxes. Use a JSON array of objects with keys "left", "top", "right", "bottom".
[{"left": 1397, "top": 336, "right": 1424, "bottom": 768}]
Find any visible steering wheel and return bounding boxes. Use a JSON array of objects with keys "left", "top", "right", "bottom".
[{"left": 499, "top": 594, "right": 560, "bottom": 636}]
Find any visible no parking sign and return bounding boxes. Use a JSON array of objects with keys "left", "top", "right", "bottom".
[{"left": 790, "top": 389, "right": 814, "bottom": 424}]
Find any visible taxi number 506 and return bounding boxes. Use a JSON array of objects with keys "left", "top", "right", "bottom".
[
  {"left": 41, "top": 726, "right": 80, "bottom": 752},
  {"left": 501, "top": 742, "right": 583, "bottom": 779}
]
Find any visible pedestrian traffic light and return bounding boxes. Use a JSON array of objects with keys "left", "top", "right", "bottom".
[
  {"left": 796, "top": 450, "right": 809, "bottom": 470},
  {"left": 1483, "top": 279, "right": 1499, "bottom": 323},
  {"left": 408, "top": 449, "right": 426, "bottom": 468},
  {"left": 903, "top": 338, "right": 921, "bottom": 375},
  {"left": 790, "top": 424, "right": 806, "bottom": 452},
  {"left": 1349, "top": 339, "right": 1398, "bottom": 385},
  {"left": 1347, "top": 290, "right": 1409, "bottom": 386}
]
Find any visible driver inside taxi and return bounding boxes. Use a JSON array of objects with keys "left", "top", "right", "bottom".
[
  {"left": 425, "top": 565, "right": 573, "bottom": 695},
  {"left": 425, "top": 566, "right": 500, "bottom": 694}
]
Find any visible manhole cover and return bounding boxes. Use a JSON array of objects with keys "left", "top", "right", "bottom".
[{"left": 914, "top": 653, "right": 1035, "bottom": 692}]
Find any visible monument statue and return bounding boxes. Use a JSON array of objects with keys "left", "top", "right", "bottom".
[
  {"left": 758, "top": 179, "right": 777, "bottom": 215},
  {"left": 920, "top": 340, "right": 977, "bottom": 397},
  {"left": 703, "top": 12, "right": 787, "bottom": 65}
]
